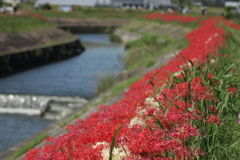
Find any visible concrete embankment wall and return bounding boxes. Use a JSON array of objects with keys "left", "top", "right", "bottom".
[
  {"left": 49, "top": 18, "right": 132, "bottom": 33},
  {"left": 0, "top": 28, "right": 85, "bottom": 78},
  {"left": 0, "top": 18, "right": 133, "bottom": 77}
]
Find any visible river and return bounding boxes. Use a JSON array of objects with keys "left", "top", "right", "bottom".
[{"left": 0, "top": 34, "right": 126, "bottom": 154}]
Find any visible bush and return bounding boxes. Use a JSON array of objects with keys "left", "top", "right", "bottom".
[
  {"left": 225, "top": 6, "right": 233, "bottom": 19},
  {"left": 95, "top": 72, "right": 116, "bottom": 94},
  {"left": 41, "top": 3, "right": 51, "bottom": 10}
]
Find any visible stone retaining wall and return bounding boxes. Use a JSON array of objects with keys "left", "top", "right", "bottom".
[
  {"left": 0, "top": 28, "right": 85, "bottom": 78},
  {"left": 49, "top": 18, "right": 133, "bottom": 33},
  {"left": 0, "top": 39, "right": 84, "bottom": 78}
]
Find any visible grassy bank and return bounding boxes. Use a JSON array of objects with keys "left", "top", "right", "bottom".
[
  {"left": 117, "top": 20, "right": 192, "bottom": 71},
  {"left": 33, "top": 8, "right": 150, "bottom": 19},
  {"left": 18, "top": 2, "right": 153, "bottom": 19},
  {"left": 95, "top": 19, "right": 192, "bottom": 103},
  {"left": 0, "top": 13, "right": 54, "bottom": 33},
  {"left": 8, "top": 134, "right": 48, "bottom": 160},
  {"left": 226, "top": 28, "right": 240, "bottom": 65}
]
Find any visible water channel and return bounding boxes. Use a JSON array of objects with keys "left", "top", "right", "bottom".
[{"left": 0, "top": 34, "right": 126, "bottom": 154}]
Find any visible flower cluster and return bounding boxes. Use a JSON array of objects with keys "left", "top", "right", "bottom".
[
  {"left": 27, "top": 12, "right": 47, "bottom": 21},
  {"left": 144, "top": 13, "right": 200, "bottom": 23},
  {"left": 212, "top": 16, "right": 240, "bottom": 30},
  {"left": 23, "top": 15, "right": 240, "bottom": 160}
]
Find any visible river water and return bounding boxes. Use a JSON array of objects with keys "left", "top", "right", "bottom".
[{"left": 0, "top": 34, "right": 126, "bottom": 154}]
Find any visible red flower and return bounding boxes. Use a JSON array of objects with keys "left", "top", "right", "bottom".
[
  {"left": 206, "top": 115, "right": 221, "bottom": 124},
  {"left": 209, "top": 106, "right": 217, "bottom": 114},
  {"left": 228, "top": 87, "right": 238, "bottom": 95}
]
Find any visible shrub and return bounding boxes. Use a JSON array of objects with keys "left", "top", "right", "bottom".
[
  {"left": 225, "top": 6, "right": 233, "bottom": 19},
  {"left": 95, "top": 72, "right": 116, "bottom": 94},
  {"left": 40, "top": 3, "right": 51, "bottom": 10}
]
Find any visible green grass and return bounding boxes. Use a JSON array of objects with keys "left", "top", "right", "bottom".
[
  {"left": 180, "top": 27, "right": 240, "bottom": 160},
  {"left": 93, "top": 20, "right": 189, "bottom": 104},
  {"left": 18, "top": 4, "right": 153, "bottom": 19},
  {"left": 225, "top": 29, "right": 240, "bottom": 66},
  {"left": 113, "top": 19, "right": 192, "bottom": 71},
  {"left": 199, "top": 44, "right": 240, "bottom": 159},
  {"left": 124, "top": 35, "right": 188, "bottom": 71},
  {"left": 59, "top": 108, "right": 88, "bottom": 128},
  {"left": 10, "top": 134, "right": 48, "bottom": 160},
  {"left": 125, "top": 34, "right": 160, "bottom": 49},
  {"left": 19, "top": 2, "right": 59, "bottom": 11},
  {"left": 0, "top": 15, "right": 54, "bottom": 33},
  {"left": 164, "top": 40, "right": 240, "bottom": 159},
  {"left": 110, "top": 75, "right": 140, "bottom": 96},
  {"left": 95, "top": 72, "right": 116, "bottom": 94},
  {"left": 110, "top": 34, "right": 122, "bottom": 43},
  {"left": 187, "top": 5, "right": 224, "bottom": 16},
  {"left": 96, "top": 75, "right": 141, "bottom": 105}
]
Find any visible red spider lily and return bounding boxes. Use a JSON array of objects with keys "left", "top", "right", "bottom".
[
  {"left": 23, "top": 14, "right": 240, "bottom": 160},
  {"left": 228, "top": 87, "right": 238, "bottom": 95},
  {"left": 206, "top": 115, "right": 221, "bottom": 124},
  {"left": 27, "top": 12, "right": 48, "bottom": 21},
  {"left": 144, "top": 13, "right": 200, "bottom": 23}
]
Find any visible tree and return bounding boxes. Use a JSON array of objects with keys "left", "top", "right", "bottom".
[{"left": 0, "top": 0, "right": 3, "bottom": 7}]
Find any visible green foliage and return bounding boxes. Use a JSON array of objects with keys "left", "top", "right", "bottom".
[
  {"left": 40, "top": 3, "right": 51, "bottom": 10},
  {"left": 146, "top": 60, "right": 154, "bottom": 67},
  {"left": 124, "top": 36, "right": 187, "bottom": 71},
  {"left": 119, "top": 20, "right": 190, "bottom": 71},
  {"left": 109, "top": 125, "right": 123, "bottom": 160},
  {"left": 95, "top": 76, "right": 141, "bottom": 105},
  {"left": 110, "top": 76, "right": 140, "bottom": 97},
  {"left": 225, "top": 6, "right": 233, "bottom": 19},
  {"left": 124, "top": 35, "right": 162, "bottom": 70},
  {"left": 224, "top": 29, "right": 240, "bottom": 65},
  {"left": 110, "top": 34, "right": 122, "bottom": 43},
  {"left": 18, "top": 2, "right": 34, "bottom": 10},
  {"left": 125, "top": 34, "right": 160, "bottom": 49},
  {"left": 166, "top": 30, "right": 240, "bottom": 159},
  {"left": 168, "top": 57, "right": 240, "bottom": 159},
  {"left": 95, "top": 72, "right": 116, "bottom": 94}
]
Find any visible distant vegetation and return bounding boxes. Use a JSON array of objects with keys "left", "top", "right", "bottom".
[{"left": 1, "top": 1, "right": 240, "bottom": 33}]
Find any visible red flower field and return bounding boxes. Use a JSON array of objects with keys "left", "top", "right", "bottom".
[{"left": 23, "top": 13, "right": 240, "bottom": 160}]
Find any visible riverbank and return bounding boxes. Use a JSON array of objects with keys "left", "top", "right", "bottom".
[
  {"left": 5, "top": 44, "right": 178, "bottom": 160},
  {"left": 49, "top": 18, "right": 133, "bottom": 33},
  {"left": 0, "top": 18, "right": 192, "bottom": 159},
  {"left": 17, "top": 13, "right": 240, "bottom": 160},
  {"left": 0, "top": 27, "right": 85, "bottom": 77},
  {"left": 0, "top": 33, "right": 126, "bottom": 158}
]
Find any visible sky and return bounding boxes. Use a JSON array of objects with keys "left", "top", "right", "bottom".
[{"left": 38, "top": 0, "right": 111, "bottom": 6}]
